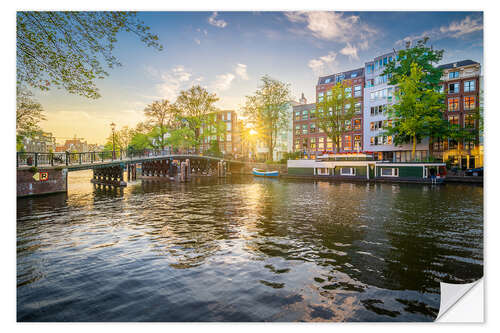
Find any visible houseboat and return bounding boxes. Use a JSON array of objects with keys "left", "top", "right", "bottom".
[{"left": 286, "top": 153, "right": 446, "bottom": 183}]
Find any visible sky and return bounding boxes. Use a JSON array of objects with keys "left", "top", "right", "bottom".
[{"left": 31, "top": 11, "right": 484, "bottom": 144}]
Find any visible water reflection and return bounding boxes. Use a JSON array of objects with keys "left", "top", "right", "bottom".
[{"left": 17, "top": 171, "right": 483, "bottom": 322}]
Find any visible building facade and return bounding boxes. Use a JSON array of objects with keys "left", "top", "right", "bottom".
[
  {"left": 200, "top": 110, "right": 240, "bottom": 157},
  {"left": 363, "top": 51, "right": 430, "bottom": 162},
  {"left": 293, "top": 68, "right": 365, "bottom": 157},
  {"left": 436, "top": 60, "right": 482, "bottom": 168},
  {"left": 21, "top": 132, "right": 56, "bottom": 152}
]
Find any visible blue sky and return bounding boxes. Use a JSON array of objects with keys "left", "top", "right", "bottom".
[{"left": 34, "top": 11, "right": 483, "bottom": 144}]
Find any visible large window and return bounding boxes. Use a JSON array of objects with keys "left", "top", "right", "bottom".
[
  {"left": 302, "top": 110, "right": 308, "bottom": 120},
  {"left": 464, "top": 96, "right": 476, "bottom": 110},
  {"left": 309, "top": 109, "right": 316, "bottom": 119},
  {"left": 226, "top": 122, "right": 231, "bottom": 131},
  {"left": 464, "top": 114, "right": 476, "bottom": 128},
  {"left": 448, "top": 98, "right": 459, "bottom": 111},
  {"left": 448, "top": 115, "right": 460, "bottom": 126},
  {"left": 340, "top": 167, "right": 355, "bottom": 176},
  {"left": 449, "top": 71, "right": 459, "bottom": 79},
  {"left": 302, "top": 124, "right": 308, "bottom": 134},
  {"left": 345, "top": 87, "right": 352, "bottom": 97},
  {"left": 318, "top": 92, "right": 324, "bottom": 102},
  {"left": 345, "top": 120, "right": 352, "bottom": 130},
  {"left": 355, "top": 102, "right": 362, "bottom": 114},
  {"left": 226, "top": 134, "right": 232, "bottom": 142},
  {"left": 310, "top": 123, "right": 316, "bottom": 133},
  {"left": 448, "top": 83, "right": 460, "bottom": 94},
  {"left": 381, "top": 168, "right": 399, "bottom": 177},
  {"left": 353, "top": 119, "right": 361, "bottom": 130},
  {"left": 354, "top": 135, "right": 361, "bottom": 150},
  {"left": 295, "top": 111, "right": 301, "bottom": 121},
  {"left": 366, "top": 64, "right": 374, "bottom": 74},
  {"left": 464, "top": 80, "right": 476, "bottom": 92},
  {"left": 354, "top": 85, "right": 362, "bottom": 97},
  {"left": 227, "top": 112, "right": 231, "bottom": 121},
  {"left": 344, "top": 135, "right": 352, "bottom": 150},
  {"left": 295, "top": 125, "right": 300, "bottom": 135}
]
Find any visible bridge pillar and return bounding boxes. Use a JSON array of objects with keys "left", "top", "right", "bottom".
[{"left": 91, "top": 165, "right": 126, "bottom": 187}]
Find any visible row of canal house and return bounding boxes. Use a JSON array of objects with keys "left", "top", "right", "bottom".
[{"left": 292, "top": 51, "right": 482, "bottom": 169}]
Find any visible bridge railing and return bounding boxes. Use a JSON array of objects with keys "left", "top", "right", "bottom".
[{"left": 16, "top": 149, "right": 172, "bottom": 168}]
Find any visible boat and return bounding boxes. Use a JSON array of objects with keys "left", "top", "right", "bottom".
[{"left": 252, "top": 168, "right": 279, "bottom": 177}]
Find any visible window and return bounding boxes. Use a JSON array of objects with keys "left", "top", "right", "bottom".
[
  {"left": 354, "top": 119, "right": 361, "bottom": 130},
  {"left": 449, "top": 71, "right": 459, "bottom": 79},
  {"left": 366, "top": 79, "right": 374, "bottom": 88},
  {"left": 226, "top": 134, "right": 232, "bottom": 142},
  {"left": 354, "top": 85, "right": 362, "bottom": 97},
  {"left": 310, "top": 139, "right": 316, "bottom": 149},
  {"left": 448, "top": 115, "right": 460, "bottom": 126},
  {"left": 227, "top": 112, "right": 231, "bottom": 121},
  {"left": 302, "top": 124, "right": 308, "bottom": 134},
  {"left": 336, "top": 75, "right": 344, "bottom": 83},
  {"left": 340, "top": 167, "right": 356, "bottom": 176},
  {"left": 345, "top": 120, "right": 352, "bottom": 130},
  {"left": 309, "top": 109, "right": 316, "bottom": 119},
  {"left": 448, "top": 83, "right": 460, "bottom": 94},
  {"left": 351, "top": 72, "right": 358, "bottom": 78},
  {"left": 439, "top": 85, "right": 444, "bottom": 93},
  {"left": 318, "top": 141, "right": 324, "bottom": 149},
  {"left": 381, "top": 168, "right": 399, "bottom": 177},
  {"left": 310, "top": 123, "right": 316, "bottom": 133},
  {"left": 302, "top": 110, "right": 308, "bottom": 120},
  {"left": 226, "top": 122, "right": 231, "bottom": 131},
  {"left": 326, "top": 138, "right": 333, "bottom": 149},
  {"left": 383, "top": 57, "right": 388, "bottom": 65},
  {"left": 370, "top": 122, "right": 375, "bottom": 131},
  {"left": 344, "top": 135, "right": 352, "bottom": 150},
  {"left": 354, "top": 135, "right": 361, "bottom": 150},
  {"left": 326, "top": 90, "right": 332, "bottom": 100},
  {"left": 324, "top": 78, "right": 331, "bottom": 84},
  {"left": 448, "top": 98, "right": 459, "bottom": 111},
  {"left": 355, "top": 102, "right": 362, "bottom": 114},
  {"left": 464, "top": 114, "right": 476, "bottom": 128},
  {"left": 374, "top": 61, "right": 379, "bottom": 71},
  {"left": 295, "top": 111, "right": 301, "bottom": 121},
  {"left": 464, "top": 80, "right": 476, "bottom": 92},
  {"left": 387, "top": 136, "right": 393, "bottom": 144},
  {"left": 464, "top": 96, "right": 476, "bottom": 110},
  {"left": 370, "top": 136, "right": 375, "bottom": 145},
  {"left": 366, "top": 64, "right": 374, "bottom": 74},
  {"left": 295, "top": 125, "right": 300, "bottom": 135},
  {"left": 318, "top": 92, "right": 324, "bottom": 102},
  {"left": 316, "top": 168, "right": 329, "bottom": 175}
]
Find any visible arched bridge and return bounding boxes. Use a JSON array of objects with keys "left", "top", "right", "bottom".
[{"left": 16, "top": 150, "right": 245, "bottom": 197}]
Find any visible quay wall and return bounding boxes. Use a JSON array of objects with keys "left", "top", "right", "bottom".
[
  {"left": 232, "top": 162, "right": 288, "bottom": 175},
  {"left": 17, "top": 167, "right": 68, "bottom": 197}
]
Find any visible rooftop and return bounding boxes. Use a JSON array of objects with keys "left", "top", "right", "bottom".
[
  {"left": 438, "top": 60, "right": 480, "bottom": 70},
  {"left": 317, "top": 67, "right": 364, "bottom": 85}
]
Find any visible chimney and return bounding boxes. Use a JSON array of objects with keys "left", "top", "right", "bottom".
[{"left": 299, "top": 93, "right": 307, "bottom": 105}]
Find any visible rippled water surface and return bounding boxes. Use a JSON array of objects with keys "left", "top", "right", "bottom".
[{"left": 17, "top": 171, "right": 483, "bottom": 322}]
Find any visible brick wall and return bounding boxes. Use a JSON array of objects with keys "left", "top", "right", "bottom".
[{"left": 17, "top": 167, "right": 68, "bottom": 197}]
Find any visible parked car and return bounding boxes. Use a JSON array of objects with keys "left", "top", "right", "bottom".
[{"left": 465, "top": 167, "right": 483, "bottom": 177}]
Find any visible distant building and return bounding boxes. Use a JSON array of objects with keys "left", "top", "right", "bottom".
[
  {"left": 293, "top": 68, "right": 365, "bottom": 158},
  {"left": 21, "top": 132, "right": 56, "bottom": 152},
  {"left": 63, "top": 137, "right": 88, "bottom": 152},
  {"left": 200, "top": 110, "right": 240, "bottom": 157},
  {"left": 436, "top": 60, "right": 482, "bottom": 168}
]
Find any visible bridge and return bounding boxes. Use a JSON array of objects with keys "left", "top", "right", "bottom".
[{"left": 17, "top": 150, "right": 244, "bottom": 197}]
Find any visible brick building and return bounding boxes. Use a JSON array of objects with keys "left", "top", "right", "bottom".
[
  {"left": 200, "top": 110, "right": 240, "bottom": 157},
  {"left": 293, "top": 68, "right": 364, "bottom": 157},
  {"left": 436, "top": 60, "right": 482, "bottom": 168}
]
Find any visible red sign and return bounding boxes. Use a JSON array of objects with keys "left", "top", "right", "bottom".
[{"left": 39, "top": 172, "right": 49, "bottom": 181}]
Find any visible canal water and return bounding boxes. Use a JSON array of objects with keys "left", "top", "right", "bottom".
[{"left": 17, "top": 171, "right": 483, "bottom": 322}]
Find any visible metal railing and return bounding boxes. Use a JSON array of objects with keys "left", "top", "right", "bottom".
[{"left": 16, "top": 149, "right": 172, "bottom": 168}]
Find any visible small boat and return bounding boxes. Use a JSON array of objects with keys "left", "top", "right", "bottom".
[{"left": 252, "top": 168, "right": 279, "bottom": 177}]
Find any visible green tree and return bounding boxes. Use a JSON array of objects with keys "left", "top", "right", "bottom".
[
  {"left": 105, "top": 125, "right": 135, "bottom": 152},
  {"left": 242, "top": 75, "right": 291, "bottom": 161},
  {"left": 383, "top": 37, "right": 447, "bottom": 156},
  {"left": 17, "top": 11, "right": 162, "bottom": 99},
  {"left": 144, "top": 99, "right": 179, "bottom": 150},
  {"left": 16, "top": 86, "right": 46, "bottom": 140},
  {"left": 166, "top": 127, "right": 196, "bottom": 152},
  {"left": 383, "top": 37, "right": 444, "bottom": 91},
  {"left": 315, "top": 82, "right": 358, "bottom": 153},
  {"left": 175, "top": 86, "right": 219, "bottom": 152},
  {"left": 129, "top": 132, "right": 152, "bottom": 151},
  {"left": 384, "top": 63, "right": 447, "bottom": 160}
]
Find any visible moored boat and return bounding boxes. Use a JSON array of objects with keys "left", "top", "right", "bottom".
[{"left": 252, "top": 168, "right": 279, "bottom": 177}]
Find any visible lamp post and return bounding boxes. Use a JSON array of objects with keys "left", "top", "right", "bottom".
[{"left": 110, "top": 122, "right": 116, "bottom": 160}]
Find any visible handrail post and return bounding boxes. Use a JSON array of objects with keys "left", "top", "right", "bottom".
[
  {"left": 79, "top": 153, "right": 82, "bottom": 164},
  {"left": 120, "top": 149, "right": 122, "bottom": 160},
  {"left": 101, "top": 152, "right": 104, "bottom": 162},
  {"left": 16, "top": 153, "right": 19, "bottom": 168},
  {"left": 65, "top": 152, "right": 69, "bottom": 166},
  {"left": 34, "top": 152, "right": 38, "bottom": 167},
  {"left": 51, "top": 153, "right": 54, "bottom": 166}
]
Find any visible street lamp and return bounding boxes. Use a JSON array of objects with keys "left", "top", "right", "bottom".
[{"left": 110, "top": 122, "right": 116, "bottom": 159}]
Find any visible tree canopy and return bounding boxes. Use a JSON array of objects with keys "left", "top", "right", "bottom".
[
  {"left": 242, "top": 75, "right": 291, "bottom": 161},
  {"left": 16, "top": 86, "right": 46, "bottom": 139},
  {"left": 315, "top": 82, "right": 358, "bottom": 153},
  {"left": 144, "top": 99, "right": 179, "bottom": 150},
  {"left": 17, "top": 11, "right": 162, "bottom": 99}
]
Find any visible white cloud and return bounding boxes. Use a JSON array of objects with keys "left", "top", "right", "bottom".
[
  {"left": 194, "top": 38, "right": 201, "bottom": 45},
  {"left": 396, "top": 15, "right": 483, "bottom": 46},
  {"left": 235, "top": 63, "right": 249, "bottom": 80},
  {"left": 285, "top": 11, "right": 376, "bottom": 44},
  {"left": 146, "top": 65, "right": 201, "bottom": 101},
  {"left": 212, "top": 73, "right": 235, "bottom": 91},
  {"left": 340, "top": 43, "right": 359, "bottom": 60},
  {"left": 308, "top": 51, "right": 338, "bottom": 76},
  {"left": 208, "top": 12, "right": 227, "bottom": 28}
]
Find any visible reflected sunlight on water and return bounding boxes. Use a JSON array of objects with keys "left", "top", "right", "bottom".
[{"left": 17, "top": 171, "right": 483, "bottom": 322}]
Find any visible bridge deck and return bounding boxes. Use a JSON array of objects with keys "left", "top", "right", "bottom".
[{"left": 17, "top": 154, "right": 243, "bottom": 172}]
